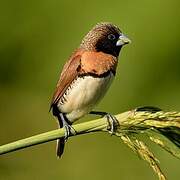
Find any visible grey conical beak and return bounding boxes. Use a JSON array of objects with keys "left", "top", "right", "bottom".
[{"left": 116, "top": 34, "right": 131, "bottom": 46}]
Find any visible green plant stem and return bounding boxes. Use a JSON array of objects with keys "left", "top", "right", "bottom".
[
  {"left": 0, "top": 108, "right": 179, "bottom": 156},
  {"left": 0, "top": 116, "right": 107, "bottom": 155},
  {"left": 0, "top": 108, "right": 180, "bottom": 180}
]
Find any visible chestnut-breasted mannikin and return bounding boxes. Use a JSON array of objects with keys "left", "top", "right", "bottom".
[{"left": 50, "top": 22, "right": 131, "bottom": 158}]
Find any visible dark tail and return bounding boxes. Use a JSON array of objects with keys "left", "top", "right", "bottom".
[
  {"left": 51, "top": 104, "right": 66, "bottom": 158},
  {"left": 56, "top": 115, "right": 65, "bottom": 158}
]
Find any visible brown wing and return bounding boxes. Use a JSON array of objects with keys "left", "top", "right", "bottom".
[
  {"left": 50, "top": 50, "right": 84, "bottom": 108},
  {"left": 50, "top": 50, "right": 117, "bottom": 109}
]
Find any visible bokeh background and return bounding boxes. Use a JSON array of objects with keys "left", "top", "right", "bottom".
[{"left": 0, "top": 0, "right": 180, "bottom": 179}]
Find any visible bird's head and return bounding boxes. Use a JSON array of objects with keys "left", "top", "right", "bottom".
[{"left": 80, "top": 22, "right": 131, "bottom": 57}]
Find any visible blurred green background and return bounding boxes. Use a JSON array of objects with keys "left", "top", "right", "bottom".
[{"left": 0, "top": 0, "right": 180, "bottom": 179}]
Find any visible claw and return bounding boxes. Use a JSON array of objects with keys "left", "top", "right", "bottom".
[
  {"left": 64, "top": 124, "right": 76, "bottom": 141},
  {"left": 105, "top": 114, "right": 119, "bottom": 135},
  {"left": 89, "top": 111, "right": 119, "bottom": 135},
  {"left": 59, "top": 113, "right": 76, "bottom": 141}
]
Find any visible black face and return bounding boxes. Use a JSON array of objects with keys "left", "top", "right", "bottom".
[
  {"left": 80, "top": 23, "right": 124, "bottom": 56},
  {"left": 95, "top": 32, "right": 121, "bottom": 57}
]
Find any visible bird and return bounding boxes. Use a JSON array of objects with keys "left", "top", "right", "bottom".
[{"left": 50, "top": 22, "right": 131, "bottom": 158}]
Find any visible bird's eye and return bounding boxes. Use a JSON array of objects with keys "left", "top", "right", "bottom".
[{"left": 108, "top": 34, "right": 116, "bottom": 40}]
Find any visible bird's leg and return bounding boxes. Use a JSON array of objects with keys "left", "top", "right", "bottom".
[
  {"left": 89, "top": 111, "right": 119, "bottom": 134},
  {"left": 59, "top": 113, "right": 76, "bottom": 141}
]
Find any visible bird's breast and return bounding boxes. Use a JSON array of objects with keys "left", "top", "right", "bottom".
[{"left": 57, "top": 72, "right": 114, "bottom": 122}]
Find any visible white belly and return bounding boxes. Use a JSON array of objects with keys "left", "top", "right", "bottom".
[{"left": 57, "top": 72, "right": 114, "bottom": 122}]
